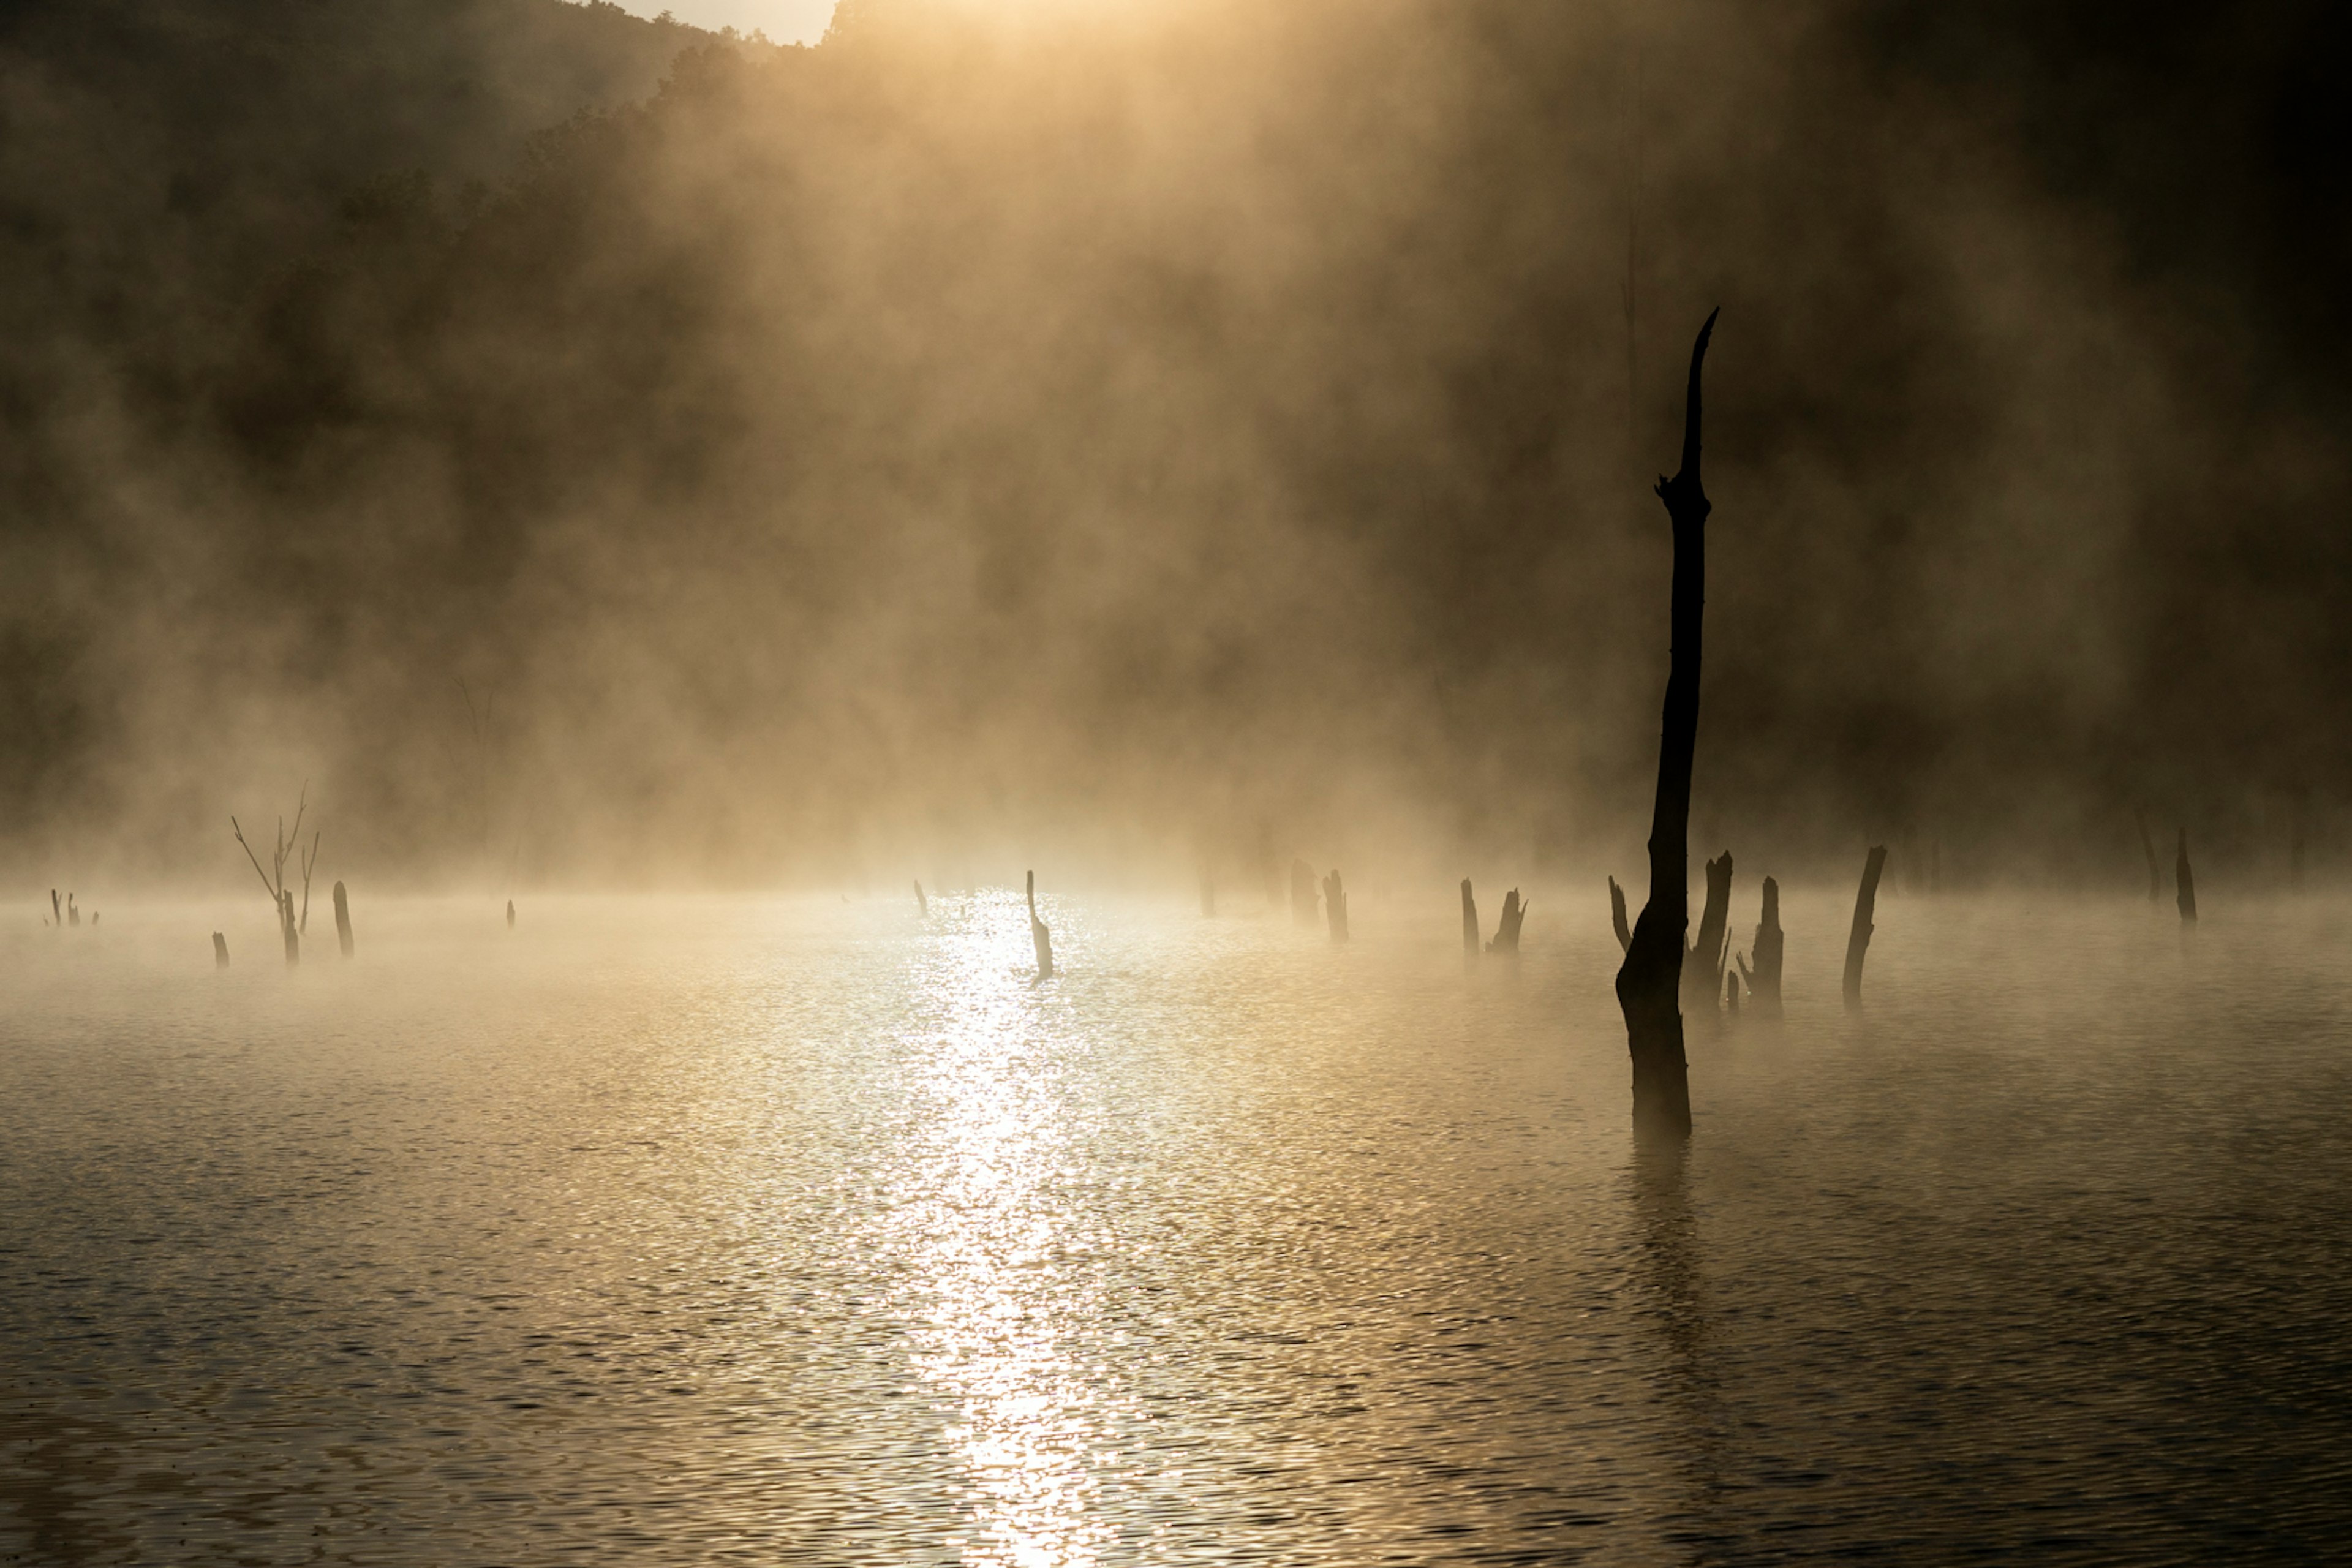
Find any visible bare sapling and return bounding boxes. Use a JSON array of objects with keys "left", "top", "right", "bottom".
[
  {"left": 1461, "top": 879, "right": 1480, "bottom": 956},
  {"left": 2176, "top": 829, "right": 2198, "bottom": 924},
  {"left": 1323, "top": 870, "right": 1349, "bottom": 942},
  {"left": 1609, "top": 876, "right": 1631, "bottom": 952},
  {"left": 1488, "top": 889, "right": 1528, "bottom": 954},
  {"left": 233, "top": 785, "right": 309, "bottom": 966},
  {"left": 1616, "top": 309, "right": 1717, "bottom": 1142},
  {"left": 1842, "top": 845, "right": 1888, "bottom": 1008},
  {"left": 1027, "top": 870, "right": 1054, "bottom": 976},
  {"left": 333, "top": 880, "right": 355, "bottom": 957}
]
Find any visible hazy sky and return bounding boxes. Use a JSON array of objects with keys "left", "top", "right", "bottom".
[{"left": 608, "top": 0, "right": 835, "bottom": 43}]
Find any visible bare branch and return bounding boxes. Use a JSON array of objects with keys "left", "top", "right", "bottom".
[{"left": 232, "top": 817, "right": 279, "bottom": 900}]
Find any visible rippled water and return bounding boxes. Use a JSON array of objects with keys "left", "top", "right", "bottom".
[{"left": 5, "top": 886, "right": 2350, "bottom": 1564}]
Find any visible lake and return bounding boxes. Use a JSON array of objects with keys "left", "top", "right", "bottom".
[{"left": 5, "top": 885, "right": 2350, "bottom": 1563}]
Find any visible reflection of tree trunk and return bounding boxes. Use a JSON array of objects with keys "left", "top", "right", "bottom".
[
  {"left": 1628, "top": 1143, "right": 1728, "bottom": 1525},
  {"left": 2176, "top": 831, "right": 2198, "bottom": 924},
  {"left": 2136, "top": 809, "right": 2162, "bottom": 904},
  {"left": 1681, "top": 853, "right": 1732, "bottom": 1013},
  {"left": 1616, "top": 311, "right": 1716, "bottom": 1142},
  {"left": 1460, "top": 879, "right": 1480, "bottom": 956},
  {"left": 1609, "top": 876, "right": 1631, "bottom": 952},
  {"left": 1842, "top": 846, "right": 1887, "bottom": 1008}
]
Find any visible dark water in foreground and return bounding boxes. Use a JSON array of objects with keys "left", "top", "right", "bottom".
[{"left": 4, "top": 888, "right": 2350, "bottom": 1565}]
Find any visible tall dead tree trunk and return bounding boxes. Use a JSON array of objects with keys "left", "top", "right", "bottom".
[
  {"left": 1608, "top": 876, "right": 1632, "bottom": 952},
  {"left": 1461, "top": 879, "right": 1480, "bottom": 956},
  {"left": 1028, "top": 870, "right": 1054, "bottom": 976},
  {"left": 1616, "top": 309, "right": 1716, "bottom": 1142},
  {"left": 1842, "top": 846, "right": 1888, "bottom": 1008},
  {"left": 2136, "top": 809, "right": 2162, "bottom": 904},
  {"left": 2176, "top": 830, "right": 2198, "bottom": 924},
  {"left": 1681, "top": 852, "right": 1732, "bottom": 1012}
]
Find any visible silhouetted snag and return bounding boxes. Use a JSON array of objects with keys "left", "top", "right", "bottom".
[
  {"left": 213, "top": 932, "right": 229, "bottom": 968},
  {"left": 1027, "top": 870, "right": 1054, "bottom": 976},
  {"left": 1842, "top": 845, "right": 1888, "bottom": 1008},
  {"left": 1609, "top": 876, "right": 1631, "bottom": 952},
  {"left": 233, "top": 792, "right": 308, "bottom": 967},
  {"left": 1323, "top": 870, "right": 1349, "bottom": 942},
  {"left": 1616, "top": 309, "right": 1717, "bottom": 1142},
  {"left": 333, "top": 880, "right": 354, "bottom": 957},
  {"left": 1742, "top": 875, "right": 1783, "bottom": 1011},
  {"left": 2176, "top": 830, "right": 2198, "bottom": 924},
  {"left": 2135, "top": 809, "right": 2162, "bottom": 904},
  {"left": 1681, "top": 852, "right": 1732, "bottom": 1013},
  {"left": 49, "top": 889, "right": 59, "bottom": 929},
  {"left": 1461, "top": 879, "right": 1480, "bottom": 956},
  {"left": 1724, "top": 968, "right": 1741, "bottom": 1016},
  {"left": 507, "top": 899, "right": 517, "bottom": 928},
  {"left": 67, "top": 894, "right": 80, "bottom": 928},
  {"left": 913, "top": 879, "right": 928, "bottom": 916},
  {"left": 1290, "top": 858, "right": 1318, "bottom": 928},
  {"left": 1488, "top": 889, "right": 1527, "bottom": 954}
]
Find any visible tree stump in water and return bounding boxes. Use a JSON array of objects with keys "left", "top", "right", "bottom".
[
  {"left": 1460, "top": 879, "right": 1480, "bottom": 956},
  {"left": 1488, "top": 889, "right": 1527, "bottom": 954},
  {"left": 1842, "top": 846, "right": 1888, "bottom": 1008},
  {"left": 1289, "top": 859, "right": 1319, "bottom": 928},
  {"left": 1028, "top": 870, "right": 1054, "bottom": 976},
  {"left": 1746, "top": 875, "right": 1784, "bottom": 1011},
  {"left": 1725, "top": 968, "right": 1742, "bottom": 1016},
  {"left": 1322, "top": 870, "right": 1349, "bottom": 942},
  {"left": 2136, "top": 809, "right": 2163, "bottom": 904},
  {"left": 507, "top": 900, "right": 516, "bottom": 929},
  {"left": 1608, "top": 876, "right": 1630, "bottom": 952},
  {"left": 1616, "top": 310, "right": 1717, "bottom": 1143},
  {"left": 2176, "top": 830, "right": 2198, "bottom": 924},
  {"left": 333, "top": 880, "right": 355, "bottom": 957},
  {"left": 213, "top": 932, "right": 230, "bottom": 968},
  {"left": 1681, "top": 853, "right": 1732, "bottom": 1013}
]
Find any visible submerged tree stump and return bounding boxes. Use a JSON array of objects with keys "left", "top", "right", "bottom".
[
  {"left": 333, "top": 880, "right": 355, "bottom": 957},
  {"left": 1609, "top": 876, "right": 1631, "bottom": 952},
  {"left": 1746, "top": 875, "right": 1784, "bottom": 1010},
  {"left": 913, "top": 879, "right": 928, "bottom": 916},
  {"left": 213, "top": 931, "right": 229, "bottom": 968},
  {"left": 1725, "top": 968, "right": 1741, "bottom": 1016},
  {"left": 1323, "top": 870, "right": 1349, "bottom": 942},
  {"left": 2136, "top": 808, "right": 2162, "bottom": 905},
  {"left": 1028, "top": 870, "right": 1054, "bottom": 976},
  {"left": 1842, "top": 846, "right": 1888, "bottom": 1008},
  {"left": 1681, "top": 852, "right": 1733, "bottom": 1013},
  {"left": 1616, "top": 309, "right": 1717, "bottom": 1142},
  {"left": 2176, "top": 830, "right": 2198, "bottom": 924},
  {"left": 507, "top": 899, "right": 517, "bottom": 929},
  {"left": 1290, "top": 858, "right": 1319, "bottom": 928},
  {"left": 1488, "top": 889, "right": 1528, "bottom": 954},
  {"left": 1461, "top": 879, "right": 1480, "bottom": 956}
]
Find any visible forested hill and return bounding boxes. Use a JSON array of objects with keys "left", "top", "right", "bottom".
[{"left": 0, "top": 0, "right": 746, "bottom": 450}]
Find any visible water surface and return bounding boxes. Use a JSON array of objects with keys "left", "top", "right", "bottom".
[{"left": 5, "top": 888, "right": 2350, "bottom": 1563}]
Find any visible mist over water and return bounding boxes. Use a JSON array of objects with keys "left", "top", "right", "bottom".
[{"left": 7, "top": 890, "right": 2350, "bottom": 1562}]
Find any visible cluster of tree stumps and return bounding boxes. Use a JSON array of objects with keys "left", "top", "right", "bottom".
[
  {"left": 1460, "top": 880, "right": 1528, "bottom": 956},
  {"left": 45, "top": 889, "right": 94, "bottom": 929}
]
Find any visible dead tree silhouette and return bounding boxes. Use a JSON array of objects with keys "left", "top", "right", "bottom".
[{"left": 1616, "top": 309, "right": 1717, "bottom": 1142}]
